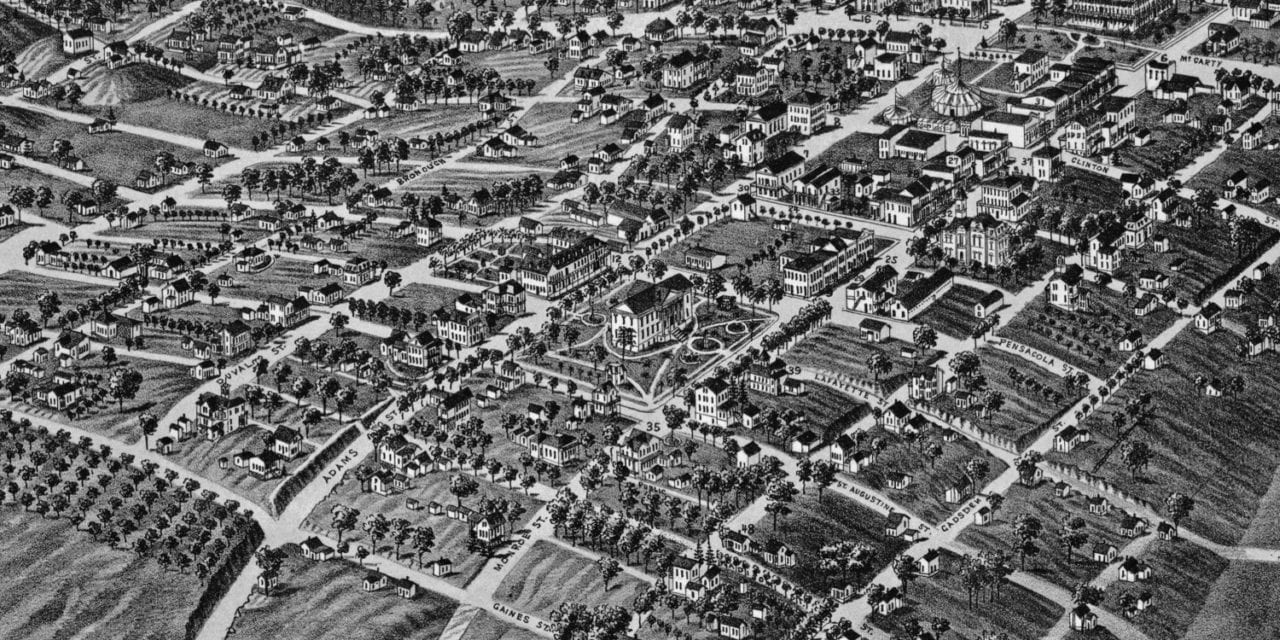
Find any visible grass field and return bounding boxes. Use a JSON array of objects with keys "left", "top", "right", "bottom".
[
  {"left": 12, "top": 32, "right": 66, "bottom": 80},
  {"left": 1103, "top": 541, "right": 1225, "bottom": 640},
  {"left": 483, "top": 102, "right": 638, "bottom": 169},
  {"left": 332, "top": 106, "right": 483, "bottom": 145},
  {"left": 914, "top": 284, "right": 989, "bottom": 339},
  {"left": 101, "top": 218, "right": 271, "bottom": 251},
  {"left": 1112, "top": 218, "right": 1276, "bottom": 303},
  {"left": 1185, "top": 561, "right": 1280, "bottom": 640},
  {"left": 231, "top": 543, "right": 459, "bottom": 640},
  {"left": 164, "top": 423, "right": 315, "bottom": 510},
  {"left": 787, "top": 324, "right": 943, "bottom": 393},
  {"left": 0, "top": 105, "right": 231, "bottom": 189},
  {"left": 0, "top": 270, "right": 109, "bottom": 322},
  {"left": 858, "top": 423, "right": 1009, "bottom": 524},
  {"left": 0, "top": 508, "right": 205, "bottom": 640},
  {"left": 658, "top": 218, "right": 841, "bottom": 284},
  {"left": 495, "top": 540, "right": 648, "bottom": 615},
  {"left": 0, "top": 7, "right": 57, "bottom": 52},
  {"left": 17, "top": 355, "right": 202, "bottom": 443},
  {"left": 997, "top": 286, "right": 1178, "bottom": 378},
  {"left": 746, "top": 491, "right": 908, "bottom": 594},
  {"left": 304, "top": 466, "right": 544, "bottom": 584},
  {"left": 1047, "top": 328, "right": 1280, "bottom": 546},
  {"left": 385, "top": 281, "right": 469, "bottom": 315},
  {"left": 930, "top": 346, "right": 1080, "bottom": 448},
  {"left": 880, "top": 548, "right": 1063, "bottom": 640},
  {"left": 459, "top": 612, "right": 543, "bottom": 640},
  {"left": 958, "top": 482, "right": 1133, "bottom": 590},
  {"left": 1187, "top": 119, "right": 1280, "bottom": 217},
  {"left": 210, "top": 255, "right": 355, "bottom": 301}
]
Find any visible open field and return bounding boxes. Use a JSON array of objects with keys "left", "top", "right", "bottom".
[
  {"left": 746, "top": 492, "right": 908, "bottom": 594},
  {"left": 858, "top": 422, "right": 1010, "bottom": 524},
  {"left": 1103, "top": 541, "right": 1225, "bottom": 640},
  {"left": 164, "top": 424, "right": 315, "bottom": 510},
  {"left": 996, "top": 285, "right": 1178, "bottom": 378},
  {"left": 304, "top": 466, "right": 544, "bottom": 584},
  {"left": 384, "top": 281, "right": 469, "bottom": 315},
  {"left": 101, "top": 218, "right": 271, "bottom": 248},
  {"left": 0, "top": 508, "right": 205, "bottom": 640},
  {"left": 12, "top": 32, "right": 66, "bottom": 80},
  {"left": 787, "top": 324, "right": 943, "bottom": 393},
  {"left": 879, "top": 549, "right": 1063, "bottom": 640},
  {"left": 11, "top": 354, "right": 202, "bottom": 443},
  {"left": 211, "top": 255, "right": 355, "bottom": 301},
  {"left": 0, "top": 270, "right": 109, "bottom": 322},
  {"left": 928, "top": 346, "right": 1081, "bottom": 449},
  {"left": 1048, "top": 328, "right": 1280, "bottom": 547},
  {"left": 332, "top": 106, "right": 484, "bottom": 146},
  {"left": 1185, "top": 561, "right": 1280, "bottom": 640},
  {"left": 914, "top": 284, "right": 989, "bottom": 339},
  {"left": 958, "top": 482, "right": 1134, "bottom": 589},
  {"left": 1187, "top": 119, "right": 1280, "bottom": 217},
  {"left": 231, "top": 543, "right": 460, "bottom": 640},
  {"left": 495, "top": 539, "right": 649, "bottom": 615},
  {"left": 482, "top": 102, "right": 640, "bottom": 169},
  {"left": 659, "top": 218, "right": 849, "bottom": 284},
  {"left": 0, "top": 7, "right": 58, "bottom": 52},
  {"left": 460, "top": 612, "right": 543, "bottom": 640},
  {"left": 0, "top": 105, "right": 232, "bottom": 189}
]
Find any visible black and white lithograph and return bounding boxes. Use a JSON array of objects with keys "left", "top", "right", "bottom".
[{"left": 0, "top": 0, "right": 1276, "bottom": 637}]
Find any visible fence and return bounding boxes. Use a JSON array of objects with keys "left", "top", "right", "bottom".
[
  {"left": 267, "top": 424, "right": 361, "bottom": 516},
  {"left": 912, "top": 402, "right": 1020, "bottom": 454}
]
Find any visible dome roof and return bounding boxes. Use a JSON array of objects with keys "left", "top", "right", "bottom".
[{"left": 930, "top": 78, "right": 983, "bottom": 117}]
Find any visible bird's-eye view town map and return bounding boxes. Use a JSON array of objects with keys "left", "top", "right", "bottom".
[{"left": 1, "top": 0, "right": 1280, "bottom": 636}]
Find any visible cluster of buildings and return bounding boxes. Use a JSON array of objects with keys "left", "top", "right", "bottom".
[{"left": 847, "top": 266, "right": 956, "bottom": 320}]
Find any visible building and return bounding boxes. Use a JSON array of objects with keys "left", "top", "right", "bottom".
[
  {"left": 1063, "top": 0, "right": 1175, "bottom": 34},
  {"left": 940, "top": 214, "right": 1012, "bottom": 268},
  {"left": 519, "top": 236, "right": 611, "bottom": 299},
  {"left": 786, "top": 90, "right": 828, "bottom": 135},
  {"left": 778, "top": 229, "right": 877, "bottom": 298},
  {"left": 977, "top": 176, "right": 1034, "bottom": 222},
  {"left": 609, "top": 274, "right": 695, "bottom": 351},
  {"left": 662, "top": 50, "right": 712, "bottom": 89},
  {"left": 62, "top": 29, "right": 95, "bottom": 55},
  {"left": 1048, "top": 264, "right": 1088, "bottom": 312}
]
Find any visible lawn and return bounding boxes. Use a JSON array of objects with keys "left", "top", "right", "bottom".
[
  {"left": 210, "top": 255, "right": 356, "bottom": 301},
  {"left": 856, "top": 422, "right": 1010, "bottom": 525},
  {"left": 163, "top": 423, "right": 315, "bottom": 511},
  {"left": 1185, "top": 561, "right": 1280, "bottom": 640},
  {"left": 303, "top": 464, "right": 544, "bottom": 584},
  {"left": 0, "top": 508, "right": 206, "bottom": 640},
  {"left": 478, "top": 102, "right": 640, "bottom": 170},
  {"left": 0, "top": 7, "right": 57, "bottom": 52},
  {"left": 658, "top": 218, "right": 843, "bottom": 284},
  {"left": 1187, "top": 119, "right": 1280, "bottom": 218},
  {"left": 1047, "top": 328, "right": 1280, "bottom": 547},
  {"left": 101, "top": 218, "right": 270, "bottom": 248},
  {"left": 1111, "top": 216, "right": 1277, "bottom": 303},
  {"left": 927, "top": 346, "right": 1082, "bottom": 449},
  {"left": 914, "top": 284, "right": 990, "bottom": 339},
  {"left": 1103, "top": 541, "right": 1225, "bottom": 640},
  {"left": 289, "top": 232, "right": 427, "bottom": 270},
  {"left": 12, "top": 355, "right": 203, "bottom": 443},
  {"left": 786, "top": 324, "right": 943, "bottom": 394},
  {"left": 879, "top": 549, "right": 1063, "bottom": 640},
  {"left": 384, "top": 281, "right": 470, "bottom": 316},
  {"left": 996, "top": 285, "right": 1178, "bottom": 379},
  {"left": 231, "top": 543, "right": 460, "bottom": 640},
  {"left": 495, "top": 540, "right": 649, "bottom": 615},
  {"left": 0, "top": 105, "right": 231, "bottom": 190},
  {"left": 0, "top": 270, "right": 110, "bottom": 322},
  {"left": 958, "top": 481, "right": 1134, "bottom": 590},
  {"left": 746, "top": 492, "right": 908, "bottom": 595},
  {"left": 985, "top": 28, "right": 1078, "bottom": 61},
  {"left": 459, "top": 612, "right": 543, "bottom": 640}
]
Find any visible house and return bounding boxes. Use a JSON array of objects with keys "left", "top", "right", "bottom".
[
  {"left": 1092, "top": 543, "right": 1118, "bottom": 563},
  {"left": 1071, "top": 605, "right": 1098, "bottom": 631},
  {"left": 1195, "top": 303, "right": 1222, "bottom": 334},
  {"left": 1119, "top": 557, "right": 1152, "bottom": 581},
  {"left": 875, "top": 587, "right": 903, "bottom": 615},
  {"left": 718, "top": 617, "right": 751, "bottom": 640},
  {"left": 266, "top": 296, "right": 311, "bottom": 327},
  {"left": 1143, "top": 348, "right": 1165, "bottom": 370},
  {"left": 54, "top": 330, "right": 90, "bottom": 360},
  {"left": 918, "top": 549, "right": 940, "bottom": 575},
  {"left": 761, "top": 539, "right": 796, "bottom": 566},
  {"left": 300, "top": 537, "right": 336, "bottom": 561},
  {"left": 193, "top": 394, "right": 245, "bottom": 438},
  {"left": 974, "top": 289, "right": 1003, "bottom": 318},
  {"left": 62, "top": 29, "right": 95, "bottom": 55},
  {"left": 362, "top": 572, "right": 389, "bottom": 591},
  {"left": 1053, "top": 425, "right": 1091, "bottom": 453},
  {"left": 1088, "top": 495, "right": 1111, "bottom": 515}
]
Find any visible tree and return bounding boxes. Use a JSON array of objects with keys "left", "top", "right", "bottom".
[
  {"left": 597, "top": 556, "right": 622, "bottom": 591},
  {"left": 866, "top": 353, "right": 891, "bottom": 382},
  {"left": 912, "top": 326, "right": 937, "bottom": 364},
  {"left": 383, "top": 270, "right": 403, "bottom": 296},
  {"left": 139, "top": 412, "right": 158, "bottom": 450},
  {"left": 107, "top": 368, "right": 144, "bottom": 410},
  {"left": 449, "top": 474, "right": 479, "bottom": 506},
  {"left": 1059, "top": 516, "right": 1088, "bottom": 562},
  {"left": 332, "top": 506, "right": 359, "bottom": 545},
  {"left": 1165, "top": 492, "right": 1194, "bottom": 533},
  {"left": 254, "top": 546, "right": 287, "bottom": 597},
  {"left": 1119, "top": 440, "right": 1152, "bottom": 479},
  {"left": 764, "top": 479, "right": 797, "bottom": 530},
  {"left": 894, "top": 553, "right": 920, "bottom": 594},
  {"left": 412, "top": 526, "right": 436, "bottom": 568},
  {"left": 1012, "top": 514, "right": 1043, "bottom": 570}
]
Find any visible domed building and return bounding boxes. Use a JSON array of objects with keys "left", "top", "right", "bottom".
[
  {"left": 881, "top": 90, "right": 916, "bottom": 126},
  {"left": 930, "top": 53, "right": 984, "bottom": 118}
]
